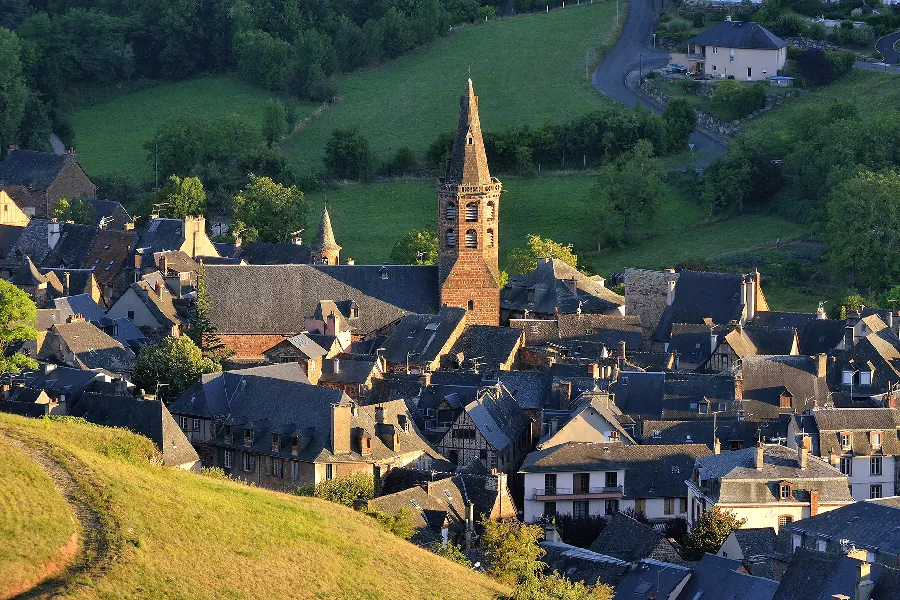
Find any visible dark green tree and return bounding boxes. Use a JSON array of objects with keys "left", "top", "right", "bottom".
[
  {"left": 232, "top": 174, "right": 308, "bottom": 243},
  {"left": 262, "top": 98, "right": 288, "bottom": 147},
  {"left": 133, "top": 336, "right": 219, "bottom": 402},
  {"left": 186, "top": 265, "right": 228, "bottom": 359},
  {"left": 662, "top": 99, "right": 697, "bottom": 153},
  {"left": 53, "top": 197, "right": 96, "bottom": 225},
  {"left": 684, "top": 506, "right": 746, "bottom": 558},
  {"left": 324, "top": 127, "right": 375, "bottom": 181},
  {"left": 0, "top": 28, "right": 30, "bottom": 157},
  {"left": 390, "top": 229, "right": 437, "bottom": 265},
  {"left": 156, "top": 175, "right": 206, "bottom": 219},
  {"left": 507, "top": 235, "right": 578, "bottom": 275},
  {"left": 482, "top": 519, "right": 546, "bottom": 586},
  {"left": 0, "top": 279, "right": 38, "bottom": 374}
]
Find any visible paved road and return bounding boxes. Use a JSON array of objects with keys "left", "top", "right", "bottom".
[
  {"left": 876, "top": 30, "right": 900, "bottom": 65},
  {"left": 591, "top": 0, "right": 725, "bottom": 161}
]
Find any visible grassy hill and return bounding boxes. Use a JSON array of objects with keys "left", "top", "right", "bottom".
[
  {"left": 70, "top": 77, "right": 307, "bottom": 180},
  {"left": 0, "top": 413, "right": 508, "bottom": 600},
  {"left": 283, "top": 2, "right": 618, "bottom": 175}
]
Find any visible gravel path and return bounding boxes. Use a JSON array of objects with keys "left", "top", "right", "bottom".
[{"left": 1, "top": 431, "right": 115, "bottom": 600}]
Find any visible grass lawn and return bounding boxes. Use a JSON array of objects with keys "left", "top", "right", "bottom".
[
  {"left": 71, "top": 76, "right": 311, "bottom": 181},
  {"left": 283, "top": 1, "right": 619, "bottom": 176},
  {"left": 0, "top": 413, "right": 509, "bottom": 599},
  {"left": 0, "top": 437, "right": 76, "bottom": 595}
]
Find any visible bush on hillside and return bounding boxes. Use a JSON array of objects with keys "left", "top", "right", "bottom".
[
  {"left": 323, "top": 127, "right": 376, "bottom": 181},
  {"left": 295, "top": 471, "right": 375, "bottom": 506}
]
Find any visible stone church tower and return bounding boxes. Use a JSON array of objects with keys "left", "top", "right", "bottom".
[
  {"left": 438, "top": 79, "right": 501, "bottom": 326},
  {"left": 313, "top": 202, "right": 341, "bottom": 265}
]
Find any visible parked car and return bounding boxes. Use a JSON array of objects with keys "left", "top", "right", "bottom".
[{"left": 667, "top": 63, "right": 687, "bottom": 74}]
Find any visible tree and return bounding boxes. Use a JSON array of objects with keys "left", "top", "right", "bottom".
[
  {"left": 186, "top": 265, "right": 229, "bottom": 359},
  {"left": 590, "top": 140, "right": 665, "bottom": 248},
  {"left": 390, "top": 229, "right": 437, "bottom": 265},
  {"left": 710, "top": 79, "right": 748, "bottom": 120},
  {"left": 433, "top": 542, "right": 472, "bottom": 567},
  {"left": 296, "top": 472, "right": 374, "bottom": 506},
  {"left": 324, "top": 127, "right": 376, "bottom": 182},
  {"left": 262, "top": 98, "right": 288, "bottom": 147},
  {"left": 132, "top": 336, "right": 219, "bottom": 402},
  {"left": 662, "top": 99, "right": 697, "bottom": 153},
  {"left": 232, "top": 29, "right": 292, "bottom": 90},
  {"left": 507, "top": 235, "right": 579, "bottom": 276},
  {"left": 482, "top": 519, "right": 546, "bottom": 585},
  {"left": 0, "top": 279, "right": 38, "bottom": 374},
  {"left": 826, "top": 170, "right": 900, "bottom": 290},
  {"left": 684, "top": 506, "right": 746, "bottom": 558},
  {"left": 511, "top": 573, "right": 614, "bottom": 600},
  {"left": 0, "top": 28, "right": 30, "bottom": 156},
  {"left": 53, "top": 197, "right": 96, "bottom": 225},
  {"left": 232, "top": 174, "right": 309, "bottom": 243},
  {"left": 156, "top": 175, "right": 206, "bottom": 219}
]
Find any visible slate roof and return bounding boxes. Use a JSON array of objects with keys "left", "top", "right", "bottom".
[
  {"left": 521, "top": 442, "right": 711, "bottom": 499},
  {"left": 538, "top": 393, "right": 635, "bottom": 448},
  {"left": 640, "top": 418, "right": 784, "bottom": 449},
  {"left": 753, "top": 312, "right": 816, "bottom": 331},
  {"left": 444, "top": 325, "right": 522, "bottom": 371},
  {"left": 155, "top": 250, "right": 198, "bottom": 274},
  {"left": 830, "top": 328, "right": 900, "bottom": 397},
  {"left": 313, "top": 203, "right": 340, "bottom": 253},
  {"left": 368, "top": 374, "right": 424, "bottom": 406},
  {"left": 41, "top": 223, "right": 98, "bottom": 269},
  {"left": 70, "top": 393, "right": 199, "bottom": 467},
  {"left": 87, "top": 199, "right": 131, "bottom": 229},
  {"left": 381, "top": 306, "right": 466, "bottom": 365},
  {"left": 0, "top": 150, "right": 70, "bottom": 190},
  {"left": 540, "top": 540, "right": 629, "bottom": 587},
  {"left": 497, "top": 370, "right": 550, "bottom": 410},
  {"left": 741, "top": 355, "right": 829, "bottom": 412},
  {"left": 0, "top": 224, "right": 25, "bottom": 256},
  {"left": 129, "top": 279, "right": 183, "bottom": 328},
  {"left": 44, "top": 320, "right": 136, "bottom": 373},
  {"left": 85, "top": 229, "right": 136, "bottom": 288},
  {"left": 10, "top": 255, "right": 47, "bottom": 286},
  {"left": 612, "top": 559, "right": 692, "bottom": 599},
  {"left": 614, "top": 371, "right": 738, "bottom": 419},
  {"left": 733, "top": 527, "right": 777, "bottom": 560},
  {"left": 679, "top": 553, "right": 778, "bottom": 600},
  {"left": 555, "top": 314, "right": 643, "bottom": 352},
  {"left": 502, "top": 258, "right": 624, "bottom": 316},
  {"left": 20, "top": 364, "right": 109, "bottom": 403},
  {"left": 589, "top": 512, "right": 683, "bottom": 563},
  {"left": 687, "top": 21, "right": 787, "bottom": 50},
  {"left": 805, "top": 408, "right": 900, "bottom": 456},
  {"left": 134, "top": 218, "right": 187, "bottom": 256},
  {"left": 773, "top": 547, "right": 900, "bottom": 600},
  {"left": 776, "top": 501, "right": 900, "bottom": 557},
  {"left": 42, "top": 269, "right": 95, "bottom": 298},
  {"left": 0, "top": 219, "right": 51, "bottom": 270},
  {"left": 445, "top": 78, "right": 491, "bottom": 186},
  {"left": 652, "top": 271, "right": 747, "bottom": 342},
  {"left": 240, "top": 242, "right": 313, "bottom": 265},
  {"left": 693, "top": 444, "right": 852, "bottom": 505},
  {"left": 54, "top": 294, "right": 106, "bottom": 322},
  {"left": 722, "top": 326, "right": 798, "bottom": 359},
  {"left": 319, "top": 357, "right": 378, "bottom": 385},
  {"left": 457, "top": 385, "right": 530, "bottom": 452},
  {"left": 204, "top": 264, "right": 439, "bottom": 336},
  {"left": 265, "top": 333, "right": 328, "bottom": 360},
  {"left": 670, "top": 323, "right": 715, "bottom": 365},
  {"left": 798, "top": 319, "right": 845, "bottom": 355}
]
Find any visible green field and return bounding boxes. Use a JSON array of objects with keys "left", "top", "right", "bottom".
[
  {"left": 283, "top": 1, "right": 618, "bottom": 175},
  {"left": 0, "top": 413, "right": 508, "bottom": 599},
  {"left": 0, "top": 437, "right": 76, "bottom": 596},
  {"left": 71, "top": 77, "right": 310, "bottom": 180}
]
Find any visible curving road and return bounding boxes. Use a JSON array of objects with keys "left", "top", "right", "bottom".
[
  {"left": 591, "top": 0, "right": 725, "bottom": 160},
  {"left": 876, "top": 30, "right": 900, "bottom": 65}
]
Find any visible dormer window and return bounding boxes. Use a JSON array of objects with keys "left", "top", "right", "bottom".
[
  {"left": 379, "top": 267, "right": 389, "bottom": 280},
  {"left": 361, "top": 436, "right": 372, "bottom": 456},
  {"left": 840, "top": 432, "right": 852, "bottom": 450},
  {"left": 272, "top": 433, "right": 280, "bottom": 452},
  {"left": 291, "top": 436, "right": 299, "bottom": 455},
  {"left": 871, "top": 431, "right": 882, "bottom": 449},
  {"left": 243, "top": 428, "right": 253, "bottom": 447},
  {"left": 224, "top": 425, "right": 233, "bottom": 444},
  {"left": 780, "top": 482, "right": 793, "bottom": 500},
  {"left": 860, "top": 371, "right": 872, "bottom": 386},
  {"left": 842, "top": 370, "right": 853, "bottom": 385}
]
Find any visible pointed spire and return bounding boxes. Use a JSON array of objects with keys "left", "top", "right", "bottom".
[
  {"left": 314, "top": 201, "right": 341, "bottom": 252},
  {"left": 445, "top": 78, "right": 491, "bottom": 185}
]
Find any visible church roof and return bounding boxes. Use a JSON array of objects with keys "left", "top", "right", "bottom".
[
  {"left": 313, "top": 203, "right": 340, "bottom": 252},
  {"left": 445, "top": 79, "right": 492, "bottom": 186}
]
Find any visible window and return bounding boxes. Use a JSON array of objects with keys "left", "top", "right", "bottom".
[
  {"left": 605, "top": 472, "right": 618, "bottom": 488},
  {"left": 816, "top": 539, "right": 826, "bottom": 552},
  {"left": 871, "top": 484, "right": 883, "bottom": 499},
  {"left": 465, "top": 202, "right": 478, "bottom": 222},
  {"left": 223, "top": 450, "right": 233, "bottom": 469},
  {"left": 272, "top": 434, "right": 280, "bottom": 452},
  {"left": 380, "top": 268, "right": 389, "bottom": 280},
  {"left": 127, "top": 310, "right": 135, "bottom": 320},
  {"left": 713, "top": 47, "right": 718, "bottom": 54},
  {"left": 486, "top": 201, "right": 495, "bottom": 220},
  {"left": 840, "top": 432, "right": 852, "bottom": 449},
  {"left": 780, "top": 482, "right": 792, "bottom": 500},
  {"left": 445, "top": 202, "right": 457, "bottom": 220},
  {"left": 272, "top": 458, "right": 283, "bottom": 478},
  {"left": 465, "top": 229, "right": 477, "bottom": 248},
  {"left": 242, "top": 452, "right": 251, "bottom": 472},
  {"left": 446, "top": 229, "right": 457, "bottom": 247},
  {"left": 730, "top": 441, "right": 743, "bottom": 451},
  {"left": 635, "top": 499, "right": 646, "bottom": 516},
  {"left": 729, "top": 49, "right": 735, "bottom": 62},
  {"left": 179, "top": 416, "right": 187, "bottom": 430},
  {"left": 573, "top": 500, "right": 589, "bottom": 519},
  {"left": 871, "top": 456, "right": 883, "bottom": 476},
  {"left": 842, "top": 371, "right": 853, "bottom": 385},
  {"left": 452, "top": 428, "right": 476, "bottom": 440},
  {"left": 479, "top": 449, "right": 488, "bottom": 460},
  {"left": 604, "top": 499, "right": 619, "bottom": 515},
  {"left": 243, "top": 428, "right": 253, "bottom": 448},
  {"left": 544, "top": 502, "right": 557, "bottom": 517},
  {"left": 680, "top": 498, "right": 688, "bottom": 513},
  {"left": 290, "top": 460, "right": 299, "bottom": 480},
  {"left": 840, "top": 456, "right": 853, "bottom": 476},
  {"left": 780, "top": 393, "right": 792, "bottom": 409},
  {"left": 467, "top": 300, "right": 474, "bottom": 311},
  {"left": 860, "top": 371, "right": 872, "bottom": 386},
  {"left": 192, "top": 418, "right": 200, "bottom": 432},
  {"left": 778, "top": 515, "right": 793, "bottom": 528},
  {"left": 325, "top": 464, "right": 334, "bottom": 480},
  {"left": 224, "top": 425, "right": 233, "bottom": 444},
  {"left": 574, "top": 473, "right": 590, "bottom": 494},
  {"left": 747, "top": 67, "right": 752, "bottom": 78},
  {"left": 872, "top": 432, "right": 883, "bottom": 449},
  {"left": 487, "top": 229, "right": 495, "bottom": 248},
  {"left": 664, "top": 498, "right": 675, "bottom": 515},
  {"left": 545, "top": 474, "right": 557, "bottom": 495}
]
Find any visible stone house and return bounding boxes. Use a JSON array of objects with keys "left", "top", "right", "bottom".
[
  {"left": 686, "top": 444, "right": 853, "bottom": 533},
  {"left": 39, "top": 315, "right": 136, "bottom": 377},
  {"left": 106, "top": 274, "right": 186, "bottom": 338},
  {"left": 317, "top": 356, "right": 384, "bottom": 401},
  {"left": 0, "top": 149, "right": 97, "bottom": 218},
  {"left": 262, "top": 332, "right": 330, "bottom": 382},
  {"left": 381, "top": 306, "right": 468, "bottom": 374},
  {"left": 671, "top": 19, "right": 787, "bottom": 81},
  {"left": 589, "top": 512, "right": 686, "bottom": 564},
  {"left": 537, "top": 392, "right": 636, "bottom": 450},
  {"left": 519, "top": 442, "right": 711, "bottom": 523},
  {"left": 703, "top": 324, "right": 799, "bottom": 372}
]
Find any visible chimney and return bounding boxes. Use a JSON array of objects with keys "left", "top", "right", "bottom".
[
  {"left": 799, "top": 446, "right": 808, "bottom": 469},
  {"left": 844, "top": 326, "right": 854, "bottom": 348},
  {"left": 726, "top": 14, "right": 732, "bottom": 20},
  {"left": 756, "top": 443, "right": 765, "bottom": 469},
  {"left": 803, "top": 435, "right": 812, "bottom": 451},
  {"left": 347, "top": 258, "right": 355, "bottom": 265},
  {"left": 550, "top": 417, "right": 559, "bottom": 436},
  {"left": 134, "top": 250, "right": 143, "bottom": 270},
  {"left": 810, "top": 489, "right": 820, "bottom": 517},
  {"left": 559, "top": 381, "right": 573, "bottom": 410},
  {"left": 745, "top": 275, "right": 756, "bottom": 321},
  {"left": 817, "top": 302, "right": 827, "bottom": 320},
  {"left": 714, "top": 437, "right": 721, "bottom": 454},
  {"left": 711, "top": 329, "right": 718, "bottom": 356},
  {"left": 48, "top": 221, "right": 61, "bottom": 250},
  {"left": 543, "top": 523, "right": 560, "bottom": 543},
  {"left": 829, "top": 449, "right": 839, "bottom": 466},
  {"left": 62, "top": 271, "right": 70, "bottom": 296},
  {"left": 856, "top": 562, "right": 874, "bottom": 600},
  {"left": 465, "top": 501, "right": 475, "bottom": 532},
  {"left": 158, "top": 254, "right": 167, "bottom": 274},
  {"left": 589, "top": 362, "right": 600, "bottom": 379},
  {"left": 740, "top": 277, "right": 748, "bottom": 308},
  {"left": 333, "top": 359, "right": 340, "bottom": 374},
  {"left": 617, "top": 340, "right": 626, "bottom": 366},
  {"left": 154, "top": 280, "right": 163, "bottom": 297},
  {"left": 749, "top": 559, "right": 768, "bottom": 578},
  {"left": 666, "top": 272, "right": 676, "bottom": 306},
  {"left": 375, "top": 405, "right": 384, "bottom": 424},
  {"left": 817, "top": 353, "right": 828, "bottom": 378},
  {"left": 8, "top": 145, "right": 17, "bottom": 152},
  {"left": 327, "top": 313, "right": 336, "bottom": 336},
  {"left": 424, "top": 480, "right": 433, "bottom": 496},
  {"left": 330, "top": 404, "right": 351, "bottom": 454}
]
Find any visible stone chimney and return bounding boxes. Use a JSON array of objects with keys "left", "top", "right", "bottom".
[
  {"left": 748, "top": 559, "right": 768, "bottom": 578},
  {"left": 375, "top": 405, "right": 384, "bottom": 424},
  {"left": 856, "top": 562, "right": 874, "bottom": 600},
  {"left": 347, "top": 258, "right": 355, "bottom": 265},
  {"left": 756, "top": 444, "right": 765, "bottom": 470},
  {"left": 62, "top": 271, "right": 70, "bottom": 297},
  {"left": 666, "top": 270, "right": 676, "bottom": 306},
  {"left": 817, "top": 302, "right": 827, "bottom": 320},
  {"left": 154, "top": 279, "right": 164, "bottom": 297},
  {"left": 558, "top": 381, "right": 573, "bottom": 410},
  {"left": 810, "top": 489, "right": 820, "bottom": 517},
  {"left": 543, "top": 523, "right": 560, "bottom": 543},
  {"left": 589, "top": 362, "right": 600, "bottom": 379},
  {"left": 799, "top": 445, "right": 808, "bottom": 469},
  {"left": 617, "top": 340, "right": 626, "bottom": 367},
  {"left": 331, "top": 404, "right": 351, "bottom": 454},
  {"left": 158, "top": 254, "right": 167, "bottom": 274},
  {"left": 714, "top": 437, "right": 721, "bottom": 455},
  {"left": 333, "top": 358, "right": 340, "bottom": 374},
  {"left": 745, "top": 275, "right": 756, "bottom": 321},
  {"left": 817, "top": 353, "right": 828, "bottom": 379}
]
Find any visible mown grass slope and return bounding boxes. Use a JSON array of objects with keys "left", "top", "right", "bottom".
[
  {"left": 70, "top": 77, "right": 308, "bottom": 180},
  {"left": 0, "top": 413, "right": 508, "bottom": 600},
  {"left": 283, "top": 1, "right": 618, "bottom": 175},
  {"left": 0, "top": 437, "right": 76, "bottom": 596}
]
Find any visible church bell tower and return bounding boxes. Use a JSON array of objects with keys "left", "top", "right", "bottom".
[{"left": 438, "top": 79, "right": 501, "bottom": 326}]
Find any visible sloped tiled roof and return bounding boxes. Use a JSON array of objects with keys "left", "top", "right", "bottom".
[
  {"left": 85, "top": 229, "right": 136, "bottom": 288},
  {"left": 87, "top": 199, "right": 131, "bottom": 229},
  {"left": 10, "top": 255, "right": 47, "bottom": 286},
  {"left": 313, "top": 203, "right": 340, "bottom": 253},
  {"left": 798, "top": 319, "right": 845, "bottom": 355},
  {"left": 652, "top": 271, "right": 746, "bottom": 342},
  {"left": 445, "top": 325, "right": 522, "bottom": 372},
  {"left": 40, "top": 223, "right": 98, "bottom": 269},
  {"left": 0, "top": 219, "right": 51, "bottom": 270},
  {"left": 502, "top": 259, "right": 624, "bottom": 316},
  {"left": 589, "top": 512, "right": 683, "bottom": 563},
  {"left": 775, "top": 501, "right": 900, "bottom": 557},
  {"left": 45, "top": 320, "right": 135, "bottom": 372},
  {"left": 670, "top": 323, "right": 715, "bottom": 364},
  {"left": 240, "top": 241, "right": 313, "bottom": 265},
  {"left": 687, "top": 21, "right": 787, "bottom": 50},
  {"left": 808, "top": 408, "right": 900, "bottom": 455},
  {"left": 540, "top": 540, "right": 629, "bottom": 587},
  {"left": 381, "top": 306, "right": 466, "bottom": 365},
  {"left": 460, "top": 386, "right": 530, "bottom": 452},
  {"left": 732, "top": 527, "right": 777, "bottom": 560},
  {"left": 445, "top": 78, "right": 491, "bottom": 186},
  {"left": 741, "top": 355, "right": 828, "bottom": 412},
  {"left": 772, "top": 547, "right": 900, "bottom": 600},
  {"left": 0, "top": 150, "right": 68, "bottom": 190},
  {"left": 679, "top": 553, "right": 778, "bottom": 600},
  {"left": 319, "top": 357, "right": 378, "bottom": 384}
]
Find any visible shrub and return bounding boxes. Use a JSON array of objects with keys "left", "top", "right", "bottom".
[
  {"left": 433, "top": 542, "right": 472, "bottom": 566},
  {"left": 667, "top": 18, "right": 691, "bottom": 33},
  {"left": 297, "top": 472, "right": 375, "bottom": 506},
  {"left": 323, "top": 127, "right": 376, "bottom": 181},
  {"left": 771, "top": 14, "right": 807, "bottom": 37},
  {"left": 364, "top": 506, "right": 415, "bottom": 539}
]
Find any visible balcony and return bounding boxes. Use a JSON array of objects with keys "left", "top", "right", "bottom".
[
  {"left": 533, "top": 486, "right": 623, "bottom": 500},
  {"left": 686, "top": 53, "right": 706, "bottom": 62}
]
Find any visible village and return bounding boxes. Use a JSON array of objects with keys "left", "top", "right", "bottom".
[{"left": 1, "top": 69, "right": 899, "bottom": 600}]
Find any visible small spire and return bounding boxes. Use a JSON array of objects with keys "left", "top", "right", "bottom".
[{"left": 314, "top": 201, "right": 341, "bottom": 252}]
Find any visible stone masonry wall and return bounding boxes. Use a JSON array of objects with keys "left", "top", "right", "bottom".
[{"left": 624, "top": 268, "right": 678, "bottom": 339}]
